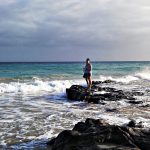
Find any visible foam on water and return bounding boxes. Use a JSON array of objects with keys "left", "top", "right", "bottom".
[
  {"left": 135, "top": 67, "right": 150, "bottom": 80},
  {"left": 0, "top": 65, "right": 150, "bottom": 149},
  {"left": 93, "top": 91, "right": 109, "bottom": 94},
  {"left": 0, "top": 78, "right": 85, "bottom": 95},
  {"left": 0, "top": 66, "right": 149, "bottom": 96},
  {"left": 99, "top": 67, "right": 150, "bottom": 83},
  {"left": 99, "top": 75, "right": 139, "bottom": 83},
  {"left": 97, "top": 114, "right": 130, "bottom": 126}
]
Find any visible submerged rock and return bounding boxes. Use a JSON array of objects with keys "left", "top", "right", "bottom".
[
  {"left": 140, "top": 104, "right": 150, "bottom": 108},
  {"left": 47, "top": 118, "right": 150, "bottom": 150},
  {"left": 66, "top": 81, "right": 143, "bottom": 104},
  {"left": 128, "top": 100, "right": 143, "bottom": 104},
  {"left": 127, "top": 119, "right": 144, "bottom": 128}
]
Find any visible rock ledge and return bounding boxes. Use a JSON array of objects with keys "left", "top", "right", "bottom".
[
  {"left": 66, "top": 81, "right": 144, "bottom": 104},
  {"left": 47, "top": 118, "right": 150, "bottom": 150}
]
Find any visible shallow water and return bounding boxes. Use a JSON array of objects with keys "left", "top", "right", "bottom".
[{"left": 0, "top": 62, "right": 150, "bottom": 149}]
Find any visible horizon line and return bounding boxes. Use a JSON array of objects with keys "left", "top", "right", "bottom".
[{"left": 0, "top": 60, "right": 150, "bottom": 63}]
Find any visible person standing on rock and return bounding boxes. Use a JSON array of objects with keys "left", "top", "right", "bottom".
[{"left": 83, "top": 58, "right": 92, "bottom": 90}]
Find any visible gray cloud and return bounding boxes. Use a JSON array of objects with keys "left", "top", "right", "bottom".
[{"left": 0, "top": 0, "right": 150, "bottom": 61}]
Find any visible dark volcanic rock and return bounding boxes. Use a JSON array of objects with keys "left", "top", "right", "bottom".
[
  {"left": 66, "top": 81, "right": 143, "bottom": 104},
  {"left": 127, "top": 120, "right": 144, "bottom": 128},
  {"left": 105, "top": 108, "right": 118, "bottom": 113},
  {"left": 47, "top": 118, "right": 150, "bottom": 150},
  {"left": 128, "top": 100, "right": 143, "bottom": 104},
  {"left": 127, "top": 120, "right": 137, "bottom": 128},
  {"left": 92, "top": 80, "right": 115, "bottom": 84},
  {"left": 140, "top": 104, "right": 150, "bottom": 108},
  {"left": 66, "top": 85, "right": 87, "bottom": 101},
  {"left": 132, "top": 92, "right": 144, "bottom": 96}
]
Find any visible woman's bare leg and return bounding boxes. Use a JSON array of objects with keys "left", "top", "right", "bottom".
[
  {"left": 88, "top": 77, "right": 92, "bottom": 89},
  {"left": 85, "top": 78, "right": 89, "bottom": 88}
]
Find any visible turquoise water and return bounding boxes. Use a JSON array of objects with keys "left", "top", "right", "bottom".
[
  {"left": 0, "top": 61, "right": 150, "bottom": 149},
  {"left": 0, "top": 61, "right": 149, "bottom": 80}
]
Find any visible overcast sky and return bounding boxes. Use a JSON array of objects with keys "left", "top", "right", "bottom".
[{"left": 0, "top": 0, "right": 150, "bottom": 61}]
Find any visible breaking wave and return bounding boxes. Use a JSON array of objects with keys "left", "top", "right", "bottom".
[
  {"left": 135, "top": 67, "right": 150, "bottom": 80},
  {"left": 0, "top": 78, "right": 84, "bottom": 95},
  {"left": 99, "top": 75, "right": 139, "bottom": 84},
  {"left": 0, "top": 67, "right": 149, "bottom": 95},
  {"left": 99, "top": 67, "right": 150, "bottom": 83}
]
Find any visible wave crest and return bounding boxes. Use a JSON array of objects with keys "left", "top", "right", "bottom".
[
  {"left": 0, "top": 78, "right": 84, "bottom": 95},
  {"left": 99, "top": 75, "right": 138, "bottom": 84},
  {"left": 99, "top": 67, "right": 150, "bottom": 83},
  {"left": 0, "top": 67, "right": 149, "bottom": 94},
  {"left": 135, "top": 67, "right": 150, "bottom": 80}
]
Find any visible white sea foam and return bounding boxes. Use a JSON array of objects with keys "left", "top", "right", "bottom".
[
  {"left": 0, "top": 78, "right": 85, "bottom": 95},
  {"left": 93, "top": 91, "right": 109, "bottom": 94},
  {"left": 0, "top": 66, "right": 149, "bottom": 95},
  {"left": 97, "top": 114, "right": 130, "bottom": 126},
  {"left": 37, "top": 129, "right": 58, "bottom": 139},
  {"left": 99, "top": 67, "right": 150, "bottom": 83},
  {"left": 0, "top": 66, "right": 150, "bottom": 149},
  {"left": 135, "top": 67, "right": 150, "bottom": 80},
  {"left": 99, "top": 75, "right": 139, "bottom": 83}
]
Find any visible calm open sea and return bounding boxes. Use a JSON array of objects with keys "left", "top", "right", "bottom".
[{"left": 0, "top": 62, "right": 150, "bottom": 149}]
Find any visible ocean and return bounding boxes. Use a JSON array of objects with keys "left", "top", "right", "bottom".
[{"left": 0, "top": 62, "right": 150, "bottom": 149}]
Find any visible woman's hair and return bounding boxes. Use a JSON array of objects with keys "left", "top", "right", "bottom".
[{"left": 86, "top": 58, "right": 90, "bottom": 62}]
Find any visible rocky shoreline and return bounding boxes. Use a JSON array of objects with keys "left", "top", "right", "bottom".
[
  {"left": 47, "top": 118, "right": 150, "bottom": 150},
  {"left": 66, "top": 80, "right": 144, "bottom": 104},
  {"left": 47, "top": 81, "right": 149, "bottom": 150}
]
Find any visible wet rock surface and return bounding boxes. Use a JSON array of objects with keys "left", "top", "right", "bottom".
[
  {"left": 47, "top": 118, "right": 150, "bottom": 150},
  {"left": 66, "top": 80, "right": 144, "bottom": 104}
]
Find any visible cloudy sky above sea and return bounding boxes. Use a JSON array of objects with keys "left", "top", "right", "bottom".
[{"left": 0, "top": 0, "right": 150, "bottom": 61}]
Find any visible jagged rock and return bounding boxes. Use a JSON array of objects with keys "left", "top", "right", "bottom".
[
  {"left": 92, "top": 80, "right": 115, "bottom": 84},
  {"left": 66, "top": 81, "right": 143, "bottom": 104},
  {"left": 131, "top": 92, "right": 144, "bottom": 96},
  {"left": 47, "top": 118, "right": 150, "bottom": 150},
  {"left": 92, "top": 81, "right": 103, "bottom": 84},
  {"left": 105, "top": 108, "right": 118, "bottom": 112},
  {"left": 127, "top": 120, "right": 137, "bottom": 127},
  {"left": 127, "top": 120, "right": 144, "bottom": 128},
  {"left": 128, "top": 100, "right": 143, "bottom": 104},
  {"left": 140, "top": 104, "right": 150, "bottom": 108}
]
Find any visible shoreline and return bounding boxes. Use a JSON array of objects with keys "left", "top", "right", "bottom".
[
  {"left": 49, "top": 80, "right": 150, "bottom": 149},
  {"left": 47, "top": 118, "right": 150, "bottom": 150},
  {"left": 0, "top": 63, "right": 149, "bottom": 149}
]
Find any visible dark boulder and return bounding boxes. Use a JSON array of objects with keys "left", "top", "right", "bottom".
[
  {"left": 140, "top": 104, "right": 150, "bottom": 108},
  {"left": 47, "top": 118, "right": 150, "bottom": 150},
  {"left": 128, "top": 100, "right": 143, "bottom": 105},
  {"left": 127, "top": 120, "right": 144, "bottom": 128},
  {"left": 66, "top": 81, "right": 143, "bottom": 104},
  {"left": 127, "top": 120, "right": 137, "bottom": 127},
  {"left": 66, "top": 85, "right": 87, "bottom": 101},
  {"left": 105, "top": 108, "right": 118, "bottom": 113},
  {"left": 92, "top": 80, "right": 116, "bottom": 84}
]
